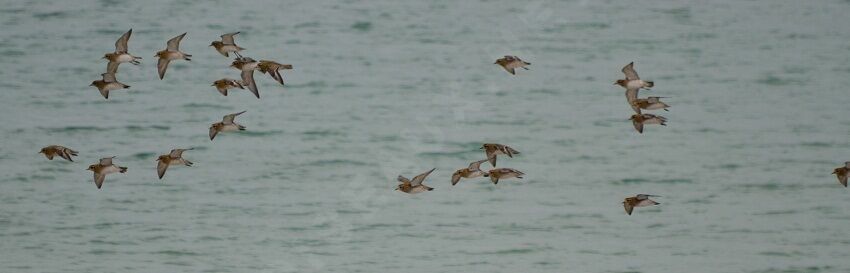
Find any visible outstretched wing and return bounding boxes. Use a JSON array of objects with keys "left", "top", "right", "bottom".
[
  {"left": 468, "top": 159, "right": 487, "bottom": 171},
  {"left": 223, "top": 111, "right": 246, "bottom": 124},
  {"left": 169, "top": 148, "right": 191, "bottom": 158},
  {"left": 626, "top": 88, "right": 641, "bottom": 114},
  {"left": 166, "top": 33, "right": 187, "bottom": 51},
  {"left": 241, "top": 70, "right": 259, "bottom": 98},
  {"left": 157, "top": 58, "right": 171, "bottom": 80},
  {"left": 221, "top": 32, "right": 239, "bottom": 45},
  {"left": 101, "top": 73, "right": 117, "bottom": 82},
  {"left": 99, "top": 157, "right": 114, "bottom": 165},
  {"left": 94, "top": 173, "right": 106, "bottom": 189},
  {"left": 157, "top": 160, "right": 169, "bottom": 179},
  {"left": 115, "top": 29, "right": 132, "bottom": 52},
  {"left": 397, "top": 175, "right": 410, "bottom": 184},
  {"left": 624, "top": 200, "right": 634, "bottom": 215},
  {"left": 106, "top": 61, "right": 120, "bottom": 74},
  {"left": 622, "top": 62, "right": 640, "bottom": 80},
  {"left": 632, "top": 119, "right": 644, "bottom": 134},
  {"left": 209, "top": 126, "right": 219, "bottom": 141},
  {"left": 410, "top": 168, "right": 436, "bottom": 186},
  {"left": 451, "top": 172, "right": 462, "bottom": 186}
]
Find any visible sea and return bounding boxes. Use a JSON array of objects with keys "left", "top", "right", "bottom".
[{"left": 1, "top": 0, "right": 849, "bottom": 272}]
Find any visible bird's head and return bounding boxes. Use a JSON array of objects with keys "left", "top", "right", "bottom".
[{"left": 614, "top": 79, "right": 627, "bottom": 87}]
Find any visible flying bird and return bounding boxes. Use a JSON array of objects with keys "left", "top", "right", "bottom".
[
  {"left": 832, "top": 161, "right": 850, "bottom": 187},
  {"left": 86, "top": 157, "right": 127, "bottom": 189},
  {"left": 231, "top": 57, "right": 260, "bottom": 98},
  {"left": 103, "top": 29, "right": 142, "bottom": 73},
  {"left": 494, "top": 55, "right": 530, "bottom": 75},
  {"left": 210, "top": 32, "right": 245, "bottom": 58},
  {"left": 630, "top": 96, "right": 670, "bottom": 114},
  {"left": 623, "top": 194, "right": 660, "bottom": 215},
  {"left": 38, "top": 145, "right": 78, "bottom": 162},
  {"left": 481, "top": 143, "right": 520, "bottom": 167},
  {"left": 629, "top": 113, "right": 667, "bottom": 134},
  {"left": 212, "top": 78, "right": 245, "bottom": 96},
  {"left": 396, "top": 168, "right": 436, "bottom": 194},
  {"left": 156, "top": 148, "right": 194, "bottom": 179},
  {"left": 155, "top": 32, "right": 191, "bottom": 80},
  {"left": 482, "top": 168, "right": 524, "bottom": 184},
  {"left": 257, "top": 60, "right": 293, "bottom": 85},
  {"left": 451, "top": 159, "right": 488, "bottom": 185},
  {"left": 209, "top": 111, "right": 247, "bottom": 140},
  {"left": 90, "top": 72, "right": 129, "bottom": 99}
]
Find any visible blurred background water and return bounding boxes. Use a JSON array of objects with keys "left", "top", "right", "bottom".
[{"left": 1, "top": 0, "right": 850, "bottom": 272}]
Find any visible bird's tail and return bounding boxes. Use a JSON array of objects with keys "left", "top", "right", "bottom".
[
  {"left": 119, "top": 167, "right": 128, "bottom": 173},
  {"left": 645, "top": 81, "right": 654, "bottom": 88}
]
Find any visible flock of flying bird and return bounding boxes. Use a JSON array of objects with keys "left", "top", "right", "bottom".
[{"left": 36, "top": 30, "right": 846, "bottom": 216}]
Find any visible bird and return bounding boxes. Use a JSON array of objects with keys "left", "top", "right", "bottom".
[
  {"left": 481, "top": 143, "right": 520, "bottom": 167},
  {"left": 451, "top": 159, "right": 488, "bottom": 185},
  {"left": 212, "top": 78, "right": 245, "bottom": 96},
  {"left": 629, "top": 113, "right": 667, "bottom": 134},
  {"left": 482, "top": 168, "right": 524, "bottom": 184},
  {"left": 615, "top": 62, "right": 654, "bottom": 90},
  {"left": 103, "top": 29, "right": 141, "bottom": 74},
  {"left": 623, "top": 194, "right": 660, "bottom": 215},
  {"left": 156, "top": 148, "right": 194, "bottom": 179},
  {"left": 630, "top": 96, "right": 670, "bottom": 114},
  {"left": 210, "top": 32, "right": 245, "bottom": 58},
  {"left": 209, "top": 111, "right": 247, "bottom": 140},
  {"left": 231, "top": 57, "right": 260, "bottom": 98},
  {"left": 90, "top": 72, "right": 129, "bottom": 99},
  {"left": 257, "top": 60, "right": 293, "bottom": 85},
  {"left": 494, "top": 55, "right": 530, "bottom": 75},
  {"left": 155, "top": 32, "right": 191, "bottom": 80},
  {"left": 38, "top": 145, "right": 78, "bottom": 162},
  {"left": 832, "top": 162, "right": 849, "bottom": 187},
  {"left": 396, "top": 168, "right": 436, "bottom": 194},
  {"left": 86, "top": 157, "right": 127, "bottom": 189}
]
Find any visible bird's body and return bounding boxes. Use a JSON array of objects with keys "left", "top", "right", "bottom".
[
  {"left": 494, "top": 55, "right": 530, "bottom": 75},
  {"left": 832, "top": 161, "right": 850, "bottom": 187},
  {"left": 209, "top": 111, "right": 247, "bottom": 140},
  {"left": 629, "top": 113, "right": 667, "bottom": 134},
  {"left": 212, "top": 78, "right": 245, "bottom": 96},
  {"left": 86, "top": 157, "right": 127, "bottom": 189},
  {"left": 155, "top": 33, "right": 191, "bottom": 79},
  {"left": 210, "top": 32, "right": 245, "bottom": 58},
  {"left": 39, "top": 145, "right": 78, "bottom": 162},
  {"left": 103, "top": 29, "right": 141, "bottom": 73},
  {"left": 623, "top": 194, "right": 660, "bottom": 215},
  {"left": 481, "top": 143, "right": 520, "bottom": 167},
  {"left": 483, "top": 168, "right": 524, "bottom": 184},
  {"left": 396, "top": 168, "right": 436, "bottom": 194},
  {"left": 156, "top": 148, "right": 194, "bottom": 179},
  {"left": 257, "top": 60, "right": 293, "bottom": 85},
  {"left": 90, "top": 73, "right": 129, "bottom": 99},
  {"left": 451, "top": 159, "right": 488, "bottom": 185}
]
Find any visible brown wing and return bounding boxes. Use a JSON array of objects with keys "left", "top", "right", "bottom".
[
  {"left": 837, "top": 172, "right": 848, "bottom": 187},
  {"left": 632, "top": 119, "right": 644, "bottom": 134},
  {"left": 622, "top": 62, "right": 639, "bottom": 80},
  {"left": 624, "top": 200, "right": 635, "bottom": 215},
  {"left": 157, "top": 159, "right": 169, "bottom": 179},
  {"left": 94, "top": 172, "right": 106, "bottom": 189},
  {"left": 215, "top": 84, "right": 228, "bottom": 96},
  {"left": 451, "top": 171, "right": 462, "bottom": 186},
  {"left": 209, "top": 126, "right": 219, "bottom": 141},
  {"left": 106, "top": 61, "right": 120, "bottom": 74},
  {"left": 115, "top": 29, "right": 132, "bottom": 52},
  {"left": 241, "top": 69, "right": 259, "bottom": 98},
  {"left": 99, "top": 157, "right": 114, "bottom": 166},
  {"left": 626, "top": 88, "right": 640, "bottom": 113},
  {"left": 468, "top": 159, "right": 487, "bottom": 171},
  {"left": 169, "top": 148, "right": 191, "bottom": 158},
  {"left": 221, "top": 32, "right": 239, "bottom": 45},
  {"left": 410, "top": 168, "right": 436, "bottom": 186},
  {"left": 101, "top": 73, "right": 117, "bottom": 82},
  {"left": 223, "top": 111, "right": 246, "bottom": 124},
  {"left": 484, "top": 147, "right": 498, "bottom": 167},
  {"left": 166, "top": 33, "right": 187, "bottom": 51},
  {"left": 157, "top": 58, "right": 171, "bottom": 80}
]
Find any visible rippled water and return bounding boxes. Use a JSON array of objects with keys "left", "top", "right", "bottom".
[{"left": 2, "top": 0, "right": 850, "bottom": 272}]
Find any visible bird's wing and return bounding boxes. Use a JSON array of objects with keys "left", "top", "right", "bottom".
[
  {"left": 241, "top": 69, "right": 259, "bottom": 98},
  {"left": 397, "top": 175, "right": 410, "bottom": 184},
  {"left": 622, "top": 62, "right": 640, "bottom": 80},
  {"left": 215, "top": 84, "right": 228, "bottom": 96},
  {"left": 169, "top": 148, "right": 190, "bottom": 158},
  {"left": 157, "top": 58, "right": 171, "bottom": 80},
  {"left": 624, "top": 201, "right": 634, "bottom": 215},
  {"left": 221, "top": 32, "right": 239, "bottom": 45},
  {"left": 98, "top": 88, "right": 110, "bottom": 99},
  {"left": 451, "top": 172, "right": 462, "bottom": 186},
  {"left": 410, "top": 168, "right": 436, "bottom": 186},
  {"left": 838, "top": 173, "right": 848, "bottom": 187},
  {"left": 106, "top": 61, "right": 120, "bottom": 75},
  {"left": 166, "top": 33, "right": 187, "bottom": 51},
  {"left": 102, "top": 73, "right": 117, "bottom": 82},
  {"left": 157, "top": 159, "right": 169, "bottom": 179},
  {"left": 468, "top": 159, "right": 487, "bottom": 171},
  {"left": 94, "top": 173, "right": 106, "bottom": 189},
  {"left": 223, "top": 111, "right": 246, "bottom": 124},
  {"left": 209, "top": 126, "right": 218, "bottom": 140},
  {"left": 99, "top": 157, "right": 114, "bottom": 165},
  {"left": 632, "top": 119, "right": 644, "bottom": 134},
  {"left": 115, "top": 29, "right": 132, "bottom": 52}
]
